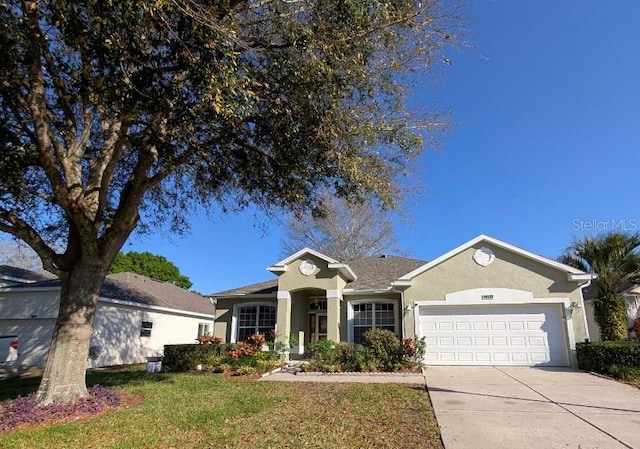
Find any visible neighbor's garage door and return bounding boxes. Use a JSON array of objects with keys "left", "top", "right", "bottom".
[{"left": 418, "top": 304, "right": 568, "bottom": 366}]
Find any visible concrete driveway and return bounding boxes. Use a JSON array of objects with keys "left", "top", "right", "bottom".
[{"left": 425, "top": 366, "right": 640, "bottom": 449}]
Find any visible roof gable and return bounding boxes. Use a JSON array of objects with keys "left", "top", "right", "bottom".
[
  {"left": 395, "top": 234, "right": 591, "bottom": 286},
  {"left": 268, "top": 247, "right": 356, "bottom": 281}
]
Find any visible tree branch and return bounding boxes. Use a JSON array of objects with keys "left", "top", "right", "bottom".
[{"left": 0, "top": 209, "right": 61, "bottom": 275}]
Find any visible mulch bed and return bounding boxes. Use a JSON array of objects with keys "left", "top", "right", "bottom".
[{"left": 0, "top": 386, "right": 142, "bottom": 434}]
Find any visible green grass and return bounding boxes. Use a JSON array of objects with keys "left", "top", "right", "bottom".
[
  {"left": 0, "top": 366, "right": 442, "bottom": 449},
  {"left": 609, "top": 365, "right": 640, "bottom": 389}
]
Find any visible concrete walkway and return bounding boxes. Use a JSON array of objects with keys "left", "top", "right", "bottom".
[{"left": 425, "top": 366, "right": 640, "bottom": 449}]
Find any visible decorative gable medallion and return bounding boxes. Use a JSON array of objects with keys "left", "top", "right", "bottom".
[
  {"left": 473, "top": 247, "right": 495, "bottom": 267},
  {"left": 299, "top": 259, "right": 317, "bottom": 276}
]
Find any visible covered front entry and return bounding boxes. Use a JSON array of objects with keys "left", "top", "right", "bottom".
[{"left": 418, "top": 303, "right": 570, "bottom": 366}]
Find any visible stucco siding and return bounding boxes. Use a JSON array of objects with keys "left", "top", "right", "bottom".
[
  {"left": 277, "top": 255, "right": 347, "bottom": 293},
  {"left": 214, "top": 297, "right": 276, "bottom": 343},
  {"left": 89, "top": 303, "right": 213, "bottom": 366},
  {"left": 0, "top": 290, "right": 60, "bottom": 319},
  {"left": 402, "top": 243, "right": 588, "bottom": 343}
]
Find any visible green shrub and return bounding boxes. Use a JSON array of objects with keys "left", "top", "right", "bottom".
[
  {"left": 593, "top": 294, "right": 628, "bottom": 341},
  {"left": 608, "top": 365, "right": 640, "bottom": 381},
  {"left": 304, "top": 331, "right": 425, "bottom": 373},
  {"left": 164, "top": 344, "right": 224, "bottom": 371},
  {"left": 307, "top": 339, "right": 336, "bottom": 363},
  {"left": 165, "top": 340, "right": 280, "bottom": 374},
  {"left": 363, "top": 329, "right": 402, "bottom": 371},
  {"left": 576, "top": 341, "right": 640, "bottom": 373}
]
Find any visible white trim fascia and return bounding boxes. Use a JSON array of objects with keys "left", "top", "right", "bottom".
[
  {"left": 277, "top": 291, "right": 291, "bottom": 300},
  {"left": 398, "top": 234, "right": 587, "bottom": 281},
  {"left": 268, "top": 247, "right": 339, "bottom": 273},
  {"left": 0, "top": 275, "right": 39, "bottom": 284},
  {"left": 327, "top": 263, "right": 357, "bottom": 281},
  {"left": 568, "top": 273, "right": 596, "bottom": 282},
  {"left": 342, "top": 288, "right": 393, "bottom": 296},
  {"left": 0, "top": 285, "right": 60, "bottom": 293},
  {"left": 98, "top": 296, "right": 216, "bottom": 320},
  {"left": 325, "top": 289, "right": 342, "bottom": 298},
  {"left": 213, "top": 293, "right": 277, "bottom": 300},
  {"left": 390, "top": 280, "right": 412, "bottom": 288}
]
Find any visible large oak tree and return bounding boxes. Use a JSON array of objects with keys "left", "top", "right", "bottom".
[{"left": 0, "top": 0, "right": 456, "bottom": 404}]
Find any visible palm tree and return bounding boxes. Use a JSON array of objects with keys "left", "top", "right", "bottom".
[{"left": 559, "top": 232, "right": 640, "bottom": 340}]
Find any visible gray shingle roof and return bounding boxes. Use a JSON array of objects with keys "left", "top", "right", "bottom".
[
  {"left": 14, "top": 272, "right": 214, "bottom": 316},
  {"left": 211, "top": 255, "right": 428, "bottom": 297},
  {"left": 0, "top": 265, "right": 56, "bottom": 282},
  {"left": 345, "top": 255, "right": 427, "bottom": 291}
]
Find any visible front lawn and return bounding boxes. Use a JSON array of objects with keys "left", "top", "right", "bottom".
[{"left": 0, "top": 366, "right": 442, "bottom": 449}]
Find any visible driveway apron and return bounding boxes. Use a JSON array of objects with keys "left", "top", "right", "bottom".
[{"left": 425, "top": 366, "right": 640, "bottom": 449}]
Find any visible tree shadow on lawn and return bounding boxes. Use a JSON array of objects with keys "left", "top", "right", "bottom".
[{"left": 0, "top": 365, "right": 170, "bottom": 402}]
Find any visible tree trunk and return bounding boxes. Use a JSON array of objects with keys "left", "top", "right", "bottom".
[{"left": 35, "top": 261, "right": 107, "bottom": 405}]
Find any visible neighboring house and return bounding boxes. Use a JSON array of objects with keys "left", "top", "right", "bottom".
[
  {"left": 582, "top": 283, "right": 640, "bottom": 341},
  {"left": 212, "top": 235, "right": 592, "bottom": 367},
  {"left": 0, "top": 270, "right": 216, "bottom": 367}
]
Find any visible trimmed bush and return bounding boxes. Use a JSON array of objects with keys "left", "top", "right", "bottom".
[
  {"left": 164, "top": 344, "right": 230, "bottom": 371},
  {"left": 164, "top": 336, "right": 280, "bottom": 374},
  {"left": 576, "top": 341, "right": 640, "bottom": 373},
  {"left": 303, "top": 330, "right": 426, "bottom": 373}
]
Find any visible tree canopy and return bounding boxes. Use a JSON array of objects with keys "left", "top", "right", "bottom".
[
  {"left": 0, "top": 0, "right": 457, "bottom": 405},
  {"left": 281, "top": 195, "right": 403, "bottom": 261},
  {"left": 109, "top": 251, "right": 192, "bottom": 289},
  {"left": 559, "top": 232, "right": 640, "bottom": 340}
]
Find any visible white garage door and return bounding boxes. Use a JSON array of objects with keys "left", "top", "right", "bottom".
[{"left": 418, "top": 304, "right": 569, "bottom": 366}]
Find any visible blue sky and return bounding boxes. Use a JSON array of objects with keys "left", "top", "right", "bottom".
[{"left": 124, "top": 1, "right": 640, "bottom": 294}]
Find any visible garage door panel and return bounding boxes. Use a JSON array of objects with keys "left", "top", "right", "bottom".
[{"left": 418, "top": 304, "right": 569, "bottom": 366}]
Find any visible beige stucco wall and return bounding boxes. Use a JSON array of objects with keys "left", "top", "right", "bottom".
[
  {"left": 214, "top": 297, "right": 277, "bottom": 343},
  {"left": 402, "top": 243, "right": 589, "bottom": 343},
  {"left": 277, "top": 255, "right": 347, "bottom": 293},
  {"left": 0, "top": 289, "right": 214, "bottom": 367}
]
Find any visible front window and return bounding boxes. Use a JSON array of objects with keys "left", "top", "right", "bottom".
[
  {"left": 198, "top": 323, "right": 211, "bottom": 337},
  {"left": 237, "top": 305, "right": 276, "bottom": 341},
  {"left": 352, "top": 302, "right": 396, "bottom": 344}
]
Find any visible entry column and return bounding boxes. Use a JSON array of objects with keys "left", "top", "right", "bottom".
[
  {"left": 326, "top": 289, "right": 342, "bottom": 342},
  {"left": 276, "top": 290, "right": 291, "bottom": 348}
]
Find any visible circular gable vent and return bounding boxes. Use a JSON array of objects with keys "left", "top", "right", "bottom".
[
  {"left": 473, "top": 247, "right": 495, "bottom": 267},
  {"left": 299, "top": 259, "right": 317, "bottom": 276}
]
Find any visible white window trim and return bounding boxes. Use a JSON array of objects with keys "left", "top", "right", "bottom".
[
  {"left": 140, "top": 320, "right": 154, "bottom": 338},
  {"left": 347, "top": 299, "right": 400, "bottom": 343},
  {"left": 230, "top": 302, "right": 277, "bottom": 343},
  {"left": 197, "top": 322, "right": 212, "bottom": 338}
]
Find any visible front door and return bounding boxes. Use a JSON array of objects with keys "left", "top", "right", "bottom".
[{"left": 309, "top": 313, "right": 328, "bottom": 342}]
